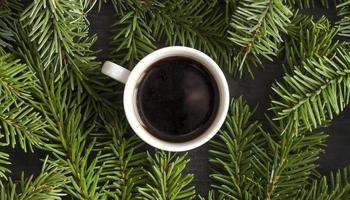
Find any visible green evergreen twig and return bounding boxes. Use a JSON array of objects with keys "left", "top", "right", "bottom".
[
  {"left": 0, "top": 150, "right": 10, "bottom": 183},
  {"left": 40, "top": 87, "right": 105, "bottom": 199},
  {"left": 271, "top": 48, "right": 350, "bottom": 132},
  {"left": 137, "top": 151, "right": 196, "bottom": 200},
  {"left": 20, "top": 0, "right": 99, "bottom": 87},
  {"left": 0, "top": 157, "right": 66, "bottom": 200},
  {"left": 210, "top": 98, "right": 328, "bottom": 199},
  {"left": 228, "top": 0, "right": 292, "bottom": 77},
  {"left": 336, "top": 0, "right": 350, "bottom": 37},
  {"left": 258, "top": 119, "right": 327, "bottom": 199},
  {"left": 0, "top": 53, "right": 47, "bottom": 151},
  {"left": 110, "top": 10, "right": 156, "bottom": 68},
  {"left": 282, "top": 15, "right": 340, "bottom": 70},
  {"left": 0, "top": 0, "right": 21, "bottom": 48},
  {"left": 149, "top": 1, "right": 234, "bottom": 76},
  {"left": 297, "top": 167, "right": 350, "bottom": 199},
  {"left": 97, "top": 130, "right": 146, "bottom": 199},
  {"left": 210, "top": 97, "right": 263, "bottom": 199}
]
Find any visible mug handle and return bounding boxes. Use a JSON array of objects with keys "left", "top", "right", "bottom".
[{"left": 101, "top": 61, "right": 131, "bottom": 84}]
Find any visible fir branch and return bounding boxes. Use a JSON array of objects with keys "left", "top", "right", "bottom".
[
  {"left": 110, "top": 10, "right": 156, "bottom": 68},
  {"left": 11, "top": 2, "right": 127, "bottom": 198},
  {"left": 0, "top": 97, "right": 47, "bottom": 151},
  {"left": 39, "top": 87, "right": 105, "bottom": 199},
  {"left": 200, "top": 0, "right": 240, "bottom": 23},
  {"left": 101, "top": 136, "right": 145, "bottom": 200},
  {"left": 148, "top": 0, "right": 235, "bottom": 76},
  {"left": 13, "top": 21, "right": 118, "bottom": 125},
  {"left": 0, "top": 53, "right": 38, "bottom": 100},
  {"left": 297, "top": 167, "right": 350, "bottom": 200},
  {"left": 0, "top": 157, "right": 66, "bottom": 199},
  {"left": 0, "top": 0, "right": 22, "bottom": 48},
  {"left": 228, "top": 0, "right": 292, "bottom": 77},
  {"left": 258, "top": 120, "right": 327, "bottom": 199},
  {"left": 137, "top": 151, "right": 196, "bottom": 200},
  {"left": 20, "top": 0, "right": 98, "bottom": 85},
  {"left": 0, "top": 150, "right": 10, "bottom": 183},
  {"left": 0, "top": 53, "right": 47, "bottom": 152},
  {"left": 13, "top": 0, "right": 120, "bottom": 138},
  {"left": 209, "top": 97, "right": 327, "bottom": 199},
  {"left": 92, "top": 117, "right": 146, "bottom": 200},
  {"left": 336, "top": 0, "right": 350, "bottom": 37},
  {"left": 270, "top": 47, "right": 350, "bottom": 131},
  {"left": 282, "top": 16, "right": 340, "bottom": 70},
  {"left": 97, "top": 133, "right": 146, "bottom": 200},
  {"left": 7, "top": 71, "right": 106, "bottom": 200},
  {"left": 209, "top": 97, "right": 264, "bottom": 199},
  {"left": 149, "top": 0, "right": 226, "bottom": 47},
  {"left": 221, "top": 0, "right": 240, "bottom": 23},
  {"left": 59, "top": 139, "right": 105, "bottom": 200}
]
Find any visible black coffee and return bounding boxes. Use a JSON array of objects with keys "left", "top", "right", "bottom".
[{"left": 136, "top": 56, "right": 219, "bottom": 142}]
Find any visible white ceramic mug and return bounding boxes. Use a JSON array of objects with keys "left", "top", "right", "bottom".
[{"left": 102, "top": 46, "right": 229, "bottom": 152}]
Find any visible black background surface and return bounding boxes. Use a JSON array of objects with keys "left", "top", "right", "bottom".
[{"left": 5, "top": 1, "right": 350, "bottom": 197}]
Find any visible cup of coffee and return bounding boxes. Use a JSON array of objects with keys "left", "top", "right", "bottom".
[{"left": 102, "top": 46, "right": 229, "bottom": 152}]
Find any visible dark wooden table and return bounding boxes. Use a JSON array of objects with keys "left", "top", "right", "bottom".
[{"left": 6, "top": 1, "right": 350, "bottom": 197}]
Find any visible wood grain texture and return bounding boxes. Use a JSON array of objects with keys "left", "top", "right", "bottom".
[{"left": 5, "top": 1, "right": 350, "bottom": 197}]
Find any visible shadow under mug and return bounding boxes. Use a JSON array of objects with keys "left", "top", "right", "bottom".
[{"left": 101, "top": 46, "right": 229, "bottom": 152}]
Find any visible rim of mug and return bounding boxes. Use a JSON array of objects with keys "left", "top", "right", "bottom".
[{"left": 123, "top": 46, "right": 229, "bottom": 152}]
